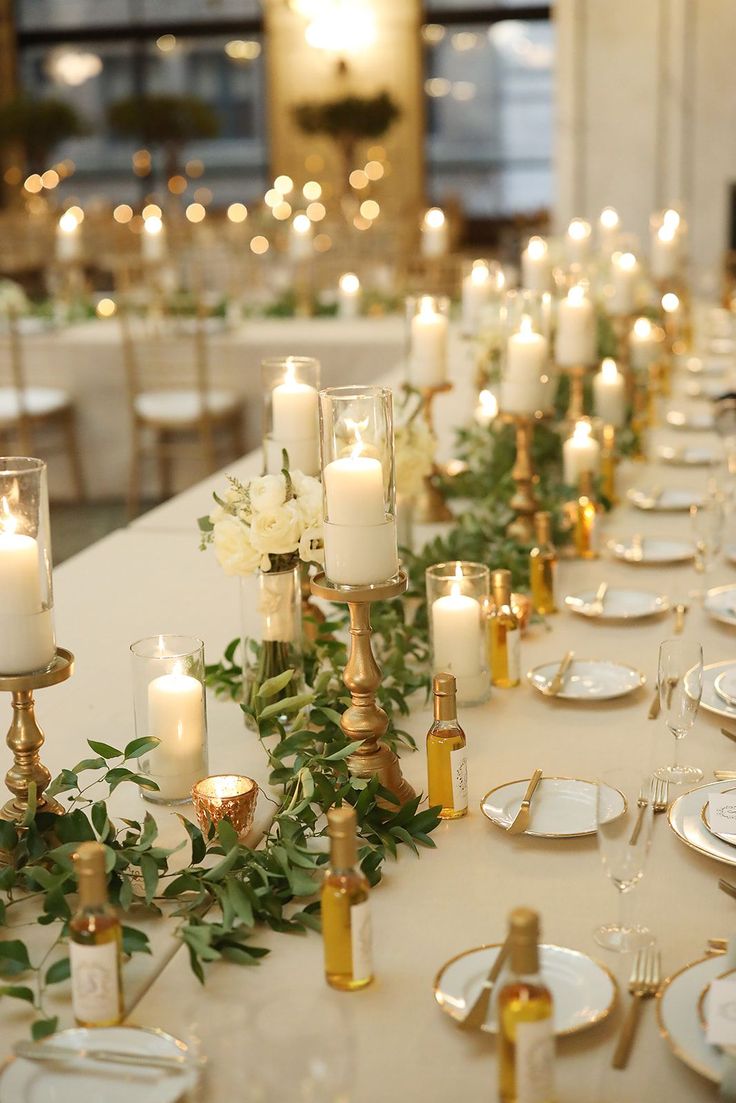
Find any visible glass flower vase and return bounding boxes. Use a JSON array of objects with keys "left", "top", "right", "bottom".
[{"left": 241, "top": 560, "right": 303, "bottom": 727}]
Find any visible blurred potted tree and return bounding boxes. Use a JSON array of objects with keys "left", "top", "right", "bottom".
[
  {"left": 293, "top": 90, "right": 400, "bottom": 194},
  {"left": 0, "top": 96, "right": 88, "bottom": 173},
  {"left": 107, "top": 94, "right": 220, "bottom": 180}
]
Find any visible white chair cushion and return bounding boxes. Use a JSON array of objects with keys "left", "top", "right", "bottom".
[
  {"left": 135, "top": 389, "right": 238, "bottom": 424},
  {"left": 0, "top": 387, "right": 69, "bottom": 420}
]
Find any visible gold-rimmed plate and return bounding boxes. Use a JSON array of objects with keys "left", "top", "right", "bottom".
[
  {"left": 608, "top": 537, "right": 696, "bottom": 565},
  {"left": 687, "top": 660, "right": 736, "bottom": 722},
  {"left": 564, "top": 588, "right": 669, "bottom": 621},
  {"left": 434, "top": 943, "right": 617, "bottom": 1036},
  {"left": 657, "top": 954, "right": 729, "bottom": 1084},
  {"left": 480, "top": 776, "right": 626, "bottom": 838},
  {"left": 705, "top": 587, "right": 736, "bottom": 629},
  {"left": 527, "top": 659, "right": 646, "bottom": 701},
  {"left": 696, "top": 966, "right": 736, "bottom": 1031},
  {"left": 668, "top": 782, "right": 736, "bottom": 868}
]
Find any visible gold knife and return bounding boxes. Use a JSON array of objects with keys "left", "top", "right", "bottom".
[
  {"left": 714, "top": 771, "right": 736, "bottom": 780},
  {"left": 543, "top": 651, "right": 574, "bottom": 697},
  {"left": 673, "top": 602, "right": 688, "bottom": 634},
  {"left": 507, "top": 770, "right": 543, "bottom": 835},
  {"left": 458, "top": 939, "right": 510, "bottom": 1031},
  {"left": 718, "top": 879, "right": 736, "bottom": 901},
  {"left": 586, "top": 582, "right": 609, "bottom": 617}
]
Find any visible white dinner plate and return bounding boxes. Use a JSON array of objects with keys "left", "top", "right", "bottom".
[
  {"left": 666, "top": 410, "right": 716, "bottom": 431},
  {"left": 480, "top": 776, "right": 625, "bottom": 838},
  {"left": 565, "top": 588, "right": 669, "bottom": 621},
  {"left": 628, "top": 487, "right": 704, "bottom": 511},
  {"left": 715, "top": 670, "right": 736, "bottom": 707},
  {"left": 434, "top": 943, "right": 617, "bottom": 1036},
  {"left": 657, "top": 445, "right": 720, "bottom": 467},
  {"left": 609, "top": 537, "right": 696, "bottom": 565},
  {"left": 688, "top": 660, "right": 736, "bottom": 722},
  {"left": 0, "top": 1027, "right": 198, "bottom": 1103},
  {"left": 727, "top": 545, "right": 736, "bottom": 566},
  {"left": 657, "top": 954, "right": 728, "bottom": 1084},
  {"left": 668, "top": 782, "right": 736, "bottom": 868},
  {"left": 701, "top": 789, "right": 736, "bottom": 847},
  {"left": 706, "top": 587, "right": 736, "bottom": 629},
  {"left": 527, "top": 659, "right": 645, "bottom": 701}
]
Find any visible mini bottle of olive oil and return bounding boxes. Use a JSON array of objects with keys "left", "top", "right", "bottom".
[
  {"left": 489, "top": 568, "right": 521, "bottom": 687},
  {"left": 529, "top": 512, "right": 557, "bottom": 615},
  {"left": 498, "top": 907, "right": 555, "bottom": 1103},
  {"left": 321, "top": 805, "right": 373, "bottom": 991},
  {"left": 70, "top": 841, "right": 124, "bottom": 1027},
  {"left": 426, "top": 672, "right": 468, "bottom": 819}
]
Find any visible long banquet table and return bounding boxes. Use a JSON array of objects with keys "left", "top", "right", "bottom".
[{"left": 1, "top": 328, "right": 734, "bottom": 1101}]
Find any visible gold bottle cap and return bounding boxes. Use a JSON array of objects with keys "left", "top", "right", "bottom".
[
  {"left": 75, "top": 841, "right": 108, "bottom": 908},
  {"left": 508, "top": 906, "right": 541, "bottom": 973},
  {"left": 433, "top": 671, "right": 458, "bottom": 721},
  {"left": 328, "top": 804, "right": 358, "bottom": 868},
  {"left": 492, "top": 568, "right": 512, "bottom": 603},
  {"left": 533, "top": 511, "right": 551, "bottom": 543}
]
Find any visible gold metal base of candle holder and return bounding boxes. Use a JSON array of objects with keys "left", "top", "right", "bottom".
[
  {"left": 503, "top": 413, "right": 540, "bottom": 544},
  {"left": 601, "top": 424, "right": 619, "bottom": 504},
  {"left": 561, "top": 364, "right": 589, "bottom": 423},
  {"left": 310, "top": 571, "right": 415, "bottom": 809},
  {"left": 0, "top": 648, "right": 74, "bottom": 827},
  {"left": 415, "top": 382, "right": 454, "bottom": 524}
]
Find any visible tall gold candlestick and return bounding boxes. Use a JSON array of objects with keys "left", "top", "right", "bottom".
[
  {"left": 415, "top": 382, "right": 454, "bottom": 523},
  {"left": 0, "top": 648, "right": 73, "bottom": 826},
  {"left": 504, "top": 414, "right": 540, "bottom": 544},
  {"left": 310, "top": 572, "right": 415, "bottom": 809},
  {"left": 562, "top": 364, "right": 588, "bottom": 423},
  {"left": 600, "top": 423, "right": 618, "bottom": 504}
]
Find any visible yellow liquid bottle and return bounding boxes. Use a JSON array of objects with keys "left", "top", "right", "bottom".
[
  {"left": 426, "top": 672, "right": 468, "bottom": 820},
  {"left": 498, "top": 907, "right": 555, "bottom": 1103},
  {"left": 489, "top": 568, "right": 520, "bottom": 688},
  {"left": 529, "top": 511, "right": 557, "bottom": 615},
  {"left": 70, "top": 841, "right": 124, "bottom": 1028},
  {"left": 321, "top": 805, "right": 373, "bottom": 991}
]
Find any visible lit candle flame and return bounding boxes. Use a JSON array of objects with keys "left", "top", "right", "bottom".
[
  {"left": 58, "top": 210, "right": 78, "bottom": 233},
  {"left": 573, "top": 420, "right": 592, "bottom": 440},
  {"left": 657, "top": 224, "right": 676, "bottom": 244},
  {"left": 0, "top": 496, "right": 16, "bottom": 535},
  {"left": 601, "top": 357, "right": 618, "bottom": 382},
  {"left": 339, "top": 272, "right": 360, "bottom": 293},
  {"left": 527, "top": 235, "right": 547, "bottom": 260},
  {"left": 662, "top": 292, "right": 680, "bottom": 314},
  {"left": 470, "top": 260, "right": 490, "bottom": 285},
  {"left": 599, "top": 207, "right": 619, "bottom": 229},
  {"left": 144, "top": 215, "right": 163, "bottom": 236},
  {"left": 479, "top": 390, "right": 497, "bottom": 418},
  {"left": 519, "top": 315, "right": 534, "bottom": 338},
  {"left": 616, "top": 251, "right": 637, "bottom": 271},
  {"left": 568, "top": 218, "right": 591, "bottom": 241},
  {"left": 450, "top": 561, "right": 464, "bottom": 598},
  {"left": 633, "top": 316, "right": 653, "bottom": 339},
  {"left": 568, "top": 285, "right": 586, "bottom": 306},
  {"left": 419, "top": 294, "right": 437, "bottom": 316},
  {"left": 662, "top": 208, "right": 681, "bottom": 231},
  {"left": 424, "top": 207, "right": 445, "bottom": 229}
]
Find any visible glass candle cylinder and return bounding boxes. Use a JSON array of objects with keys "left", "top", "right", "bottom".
[
  {"left": 319, "top": 386, "right": 399, "bottom": 589},
  {"left": 500, "top": 314, "right": 551, "bottom": 415},
  {"left": 262, "top": 356, "right": 320, "bottom": 476},
  {"left": 426, "top": 561, "right": 490, "bottom": 706},
  {"left": 406, "top": 294, "right": 450, "bottom": 388},
  {"left": 0, "top": 457, "right": 56, "bottom": 675},
  {"left": 130, "top": 635, "right": 208, "bottom": 805},
  {"left": 461, "top": 258, "right": 495, "bottom": 333}
]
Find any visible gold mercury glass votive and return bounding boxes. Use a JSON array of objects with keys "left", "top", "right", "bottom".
[{"left": 191, "top": 774, "right": 259, "bottom": 840}]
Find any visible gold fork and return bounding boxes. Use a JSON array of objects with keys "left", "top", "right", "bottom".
[{"left": 611, "top": 945, "right": 661, "bottom": 1069}]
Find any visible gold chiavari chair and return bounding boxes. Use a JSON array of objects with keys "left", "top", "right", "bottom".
[
  {"left": 0, "top": 312, "right": 85, "bottom": 500},
  {"left": 119, "top": 304, "right": 244, "bottom": 518}
]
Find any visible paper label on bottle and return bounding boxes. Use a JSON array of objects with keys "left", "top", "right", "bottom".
[
  {"left": 450, "top": 746, "right": 468, "bottom": 812},
  {"left": 507, "top": 627, "right": 521, "bottom": 683},
  {"left": 70, "top": 940, "right": 120, "bottom": 1024},
  {"left": 350, "top": 899, "right": 373, "bottom": 982},
  {"left": 515, "top": 1017, "right": 555, "bottom": 1103},
  {"left": 706, "top": 978, "right": 736, "bottom": 1046}
]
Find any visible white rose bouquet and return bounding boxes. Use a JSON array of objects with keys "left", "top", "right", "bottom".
[
  {"left": 0, "top": 280, "right": 29, "bottom": 319},
  {"left": 394, "top": 392, "right": 435, "bottom": 501}
]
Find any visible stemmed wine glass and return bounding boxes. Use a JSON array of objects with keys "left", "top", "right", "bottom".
[
  {"left": 595, "top": 769, "right": 654, "bottom": 953},
  {"left": 655, "top": 638, "right": 703, "bottom": 784},
  {"left": 690, "top": 497, "right": 724, "bottom": 599}
]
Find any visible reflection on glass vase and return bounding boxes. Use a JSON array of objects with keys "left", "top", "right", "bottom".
[
  {"left": 396, "top": 495, "right": 415, "bottom": 552},
  {"left": 241, "top": 560, "right": 303, "bottom": 728}
]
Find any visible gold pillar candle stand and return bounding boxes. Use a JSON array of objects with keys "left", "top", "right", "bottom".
[
  {"left": 561, "top": 364, "right": 589, "bottom": 423},
  {"left": 415, "top": 381, "right": 454, "bottom": 523},
  {"left": 0, "top": 647, "right": 74, "bottom": 825},
  {"left": 600, "top": 424, "right": 619, "bottom": 504},
  {"left": 310, "top": 570, "right": 415, "bottom": 808},
  {"left": 503, "top": 413, "right": 541, "bottom": 544}
]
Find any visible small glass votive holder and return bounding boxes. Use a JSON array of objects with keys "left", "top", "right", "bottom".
[
  {"left": 405, "top": 294, "right": 450, "bottom": 389},
  {"left": 262, "top": 356, "right": 321, "bottom": 476},
  {"left": 426, "top": 561, "right": 491, "bottom": 706},
  {"left": 0, "top": 457, "right": 56, "bottom": 676},
  {"left": 319, "top": 385, "right": 400, "bottom": 590},
  {"left": 130, "top": 635, "right": 209, "bottom": 805},
  {"left": 191, "top": 774, "right": 259, "bottom": 840}
]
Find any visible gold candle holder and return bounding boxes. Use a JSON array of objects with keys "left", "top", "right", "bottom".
[
  {"left": 630, "top": 377, "right": 649, "bottom": 462},
  {"left": 414, "top": 382, "right": 454, "bottom": 523},
  {"left": 310, "top": 570, "right": 415, "bottom": 809},
  {"left": 191, "top": 774, "right": 259, "bottom": 840},
  {"left": 0, "top": 647, "right": 74, "bottom": 826},
  {"left": 574, "top": 479, "right": 599, "bottom": 560},
  {"left": 503, "top": 413, "right": 541, "bottom": 544},
  {"left": 600, "top": 423, "right": 619, "bottom": 504},
  {"left": 561, "top": 364, "right": 589, "bottom": 423}
]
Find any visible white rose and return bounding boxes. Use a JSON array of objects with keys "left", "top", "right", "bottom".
[
  {"left": 293, "top": 473, "right": 323, "bottom": 528},
  {"left": 250, "top": 474, "right": 287, "bottom": 513},
  {"left": 212, "top": 516, "right": 261, "bottom": 576},
  {"left": 250, "top": 500, "right": 302, "bottom": 556},
  {"left": 299, "top": 525, "right": 324, "bottom": 565}
]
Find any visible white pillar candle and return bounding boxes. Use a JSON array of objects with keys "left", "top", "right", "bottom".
[
  {"left": 563, "top": 420, "right": 601, "bottom": 484},
  {"left": 0, "top": 506, "right": 55, "bottom": 675},
  {"left": 475, "top": 389, "right": 498, "bottom": 427},
  {"left": 461, "top": 261, "right": 492, "bottom": 331},
  {"left": 409, "top": 296, "right": 448, "bottom": 386},
  {"left": 322, "top": 445, "right": 398, "bottom": 586},
  {"left": 501, "top": 316, "right": 549, "bottom": 415},
  {"left": 56, "top": 211, "right": 80, "bottom": 262},
  {"left": 651, "top": 224, "right": 679, "bottom": 281},
  {"left": 555, "top": 286, "right": 596, "bottom": 366},
  {"left": 290, "top": 213, "right": 313, "bottom": 261},
  {"left": 337, "top": 272, "right": 361, "bottom": 319},
  {"left": 598, "top": 207, "right": 620, "bottom": 255},
  {"left": 608, "top": 251, "right": 639, "bottom": 316},
  {"left": 432, "top": 582, "right": 483, "bottom": 680},
  {"left": 520, "top": 236, "right": 552, "bottom": 292},
  {"left": 420, "top": 207, "right": 448, "bottom": 258},
  {"left": 324, "top": 454, "right": 385, "bottom": 525},
  {"left": 593, "top": 358, "right": 626, "bottom": 427},
  {"left": 147, "top": 665, "right": 207, "bottom": 800},
  {"left": 272, "top": 364, "right": 319, "bottom": 441},
  {"left": 264, "top": 435, "right": 319, "bottom": 477},
  {"left": 629, "top": 316, "right": 660, "bottom": 371},
  {"left": 142, "top": 216, "right": 166, "bottom": 262},
  {"left": 566, "top": 218, "right": 592, "bottom": 265}
]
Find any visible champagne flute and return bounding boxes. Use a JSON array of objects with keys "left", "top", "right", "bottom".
[
  {"left": 655, "top": 638, "right": 703, "bottom": 784},
  {"left": 690, "top": 497, "right": 724, "bottom": 599},
  {"left": 595, "top": 769, "right": 654, "bottom": 953}
]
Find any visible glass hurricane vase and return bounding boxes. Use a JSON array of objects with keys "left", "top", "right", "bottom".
[{"left": 241, "top": 559, "right": 303, "bottom": 727}]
